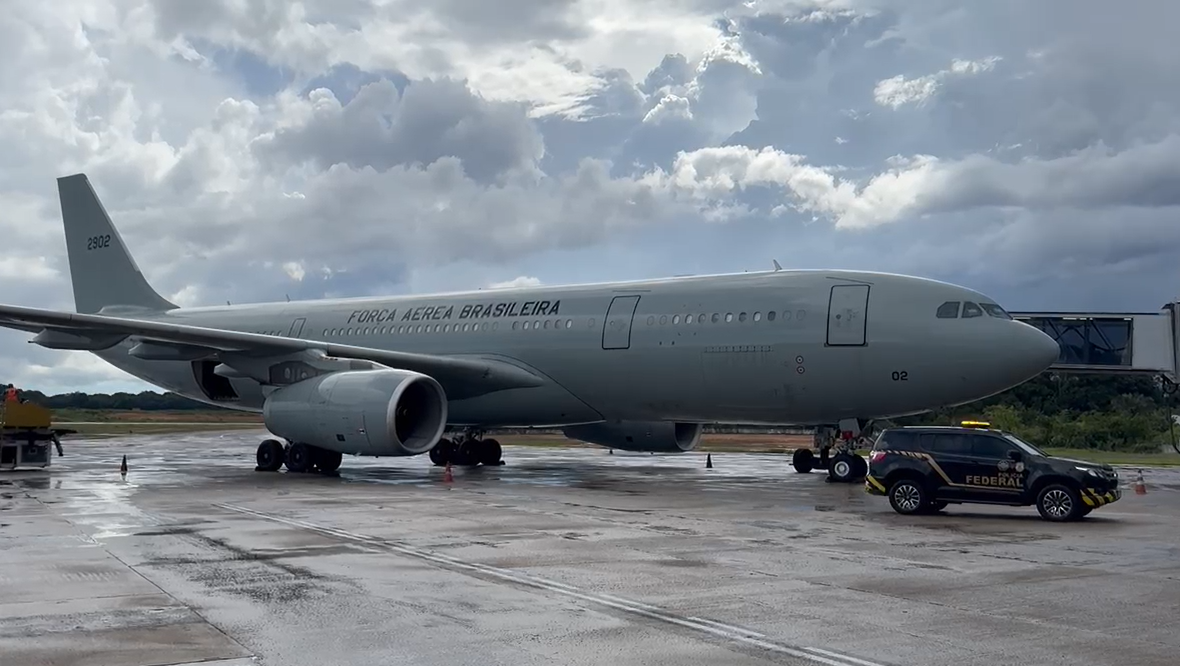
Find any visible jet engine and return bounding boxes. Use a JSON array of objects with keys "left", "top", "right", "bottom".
[
  {"left": 561, "top": 420, "right": 702, "bottom": 453},
  {"left": 262, "top": 369, "right": 447, "bottom": 456}
]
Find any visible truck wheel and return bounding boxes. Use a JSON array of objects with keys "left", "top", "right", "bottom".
[
  {"left": 888, "top": 478, "right": 928, "bottom": 515},
  {"left": 1036, "top": 484, "right": 1083, "bottom": 522}
]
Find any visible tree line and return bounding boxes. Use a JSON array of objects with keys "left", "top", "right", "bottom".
[
  {"left": 891, "top": 374, "right": 1179, "bottom": 453},
  {"left": 7, "top": 372, "right": 1178, "bottom": 452}
]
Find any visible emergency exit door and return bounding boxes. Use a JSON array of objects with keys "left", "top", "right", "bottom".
[
  {"left": 826, "top": 284, "right": 869, "bottom": 346},
  {"left": 602, "top": 295, "right": 641, "bottom": 350},
  {"left": 288, "top": 317, "right": 306, "bottom": 338}
]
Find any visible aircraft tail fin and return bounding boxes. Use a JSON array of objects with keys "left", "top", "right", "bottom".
[{"left": 56, "top": 174, "right": 176, "bottom": 314}]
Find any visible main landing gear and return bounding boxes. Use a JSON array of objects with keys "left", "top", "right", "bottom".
[
  {"left": 429, "top": 429, "right": 503, "bottom": 467},
  {"left": 255, "top": 438, "right": 342, "bottom": 475},
  {"left": 790, "top": 420, "right": 872, "bottom": 484}
]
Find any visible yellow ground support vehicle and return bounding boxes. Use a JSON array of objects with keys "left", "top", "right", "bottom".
[{"left": 0, "top": 401, "right": 74, "bottom": 470}]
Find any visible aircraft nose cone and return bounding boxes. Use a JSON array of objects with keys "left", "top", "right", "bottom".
[{"left": 1013, "top": 322, "right": 1060, "bottom": 379}]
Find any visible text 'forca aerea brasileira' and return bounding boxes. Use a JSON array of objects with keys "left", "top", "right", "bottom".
[{"left": 346, "top": 300, "right": 563, "bottom": 325}]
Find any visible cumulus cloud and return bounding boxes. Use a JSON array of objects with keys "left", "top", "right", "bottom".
[{"left": 0, "top": 0, "right": 1177, "bottom": 392}]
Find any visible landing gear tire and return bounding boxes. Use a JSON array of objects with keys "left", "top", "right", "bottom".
[
  {"left": 850, "top": 454, "right": 868, "bottom": 480},
  {"left": 888, "top": 478, "right": 928, "bottom": 515},
  {"left": 256, "top": 439, "right": 285, "bottom": 472},
  {"left": 285, "top": 442, "right": 314, "bottom": 473},
  {"left": 479, "top": 438, "right": 503, "bottom": 466},
  {"left": 827, "top": 452, "right": 861, "bottom": 483},
  {"left": 455, "top": 440, "right": 482, "bottom": 467},
  {"left": 1036, "top": 484, "right": 1083, "bottom": 522},
  {"left": 792, "top": 448, "right": 815, "bottom": 473},
  {"left": 430, "top": 438, "right": 455, "bottom": 467},
  {"left": 316, "top": 449, "right": 343, "bottom": 474}
]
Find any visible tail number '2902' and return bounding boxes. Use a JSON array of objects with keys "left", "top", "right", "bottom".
[{"left": 86, "top": 234, "right": 111, "bottom": 250}]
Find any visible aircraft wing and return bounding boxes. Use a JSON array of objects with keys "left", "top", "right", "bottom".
[{"left": 0, "top": 303, "right": 544, "bottom": 399}]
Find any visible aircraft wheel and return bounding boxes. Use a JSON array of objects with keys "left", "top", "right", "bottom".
[
  {"left": 850, "top": 454, "right": 868, "bottom": 480},
  {"left": 255, "top": 439, "right": 285, "bottom": 472},
  {"left": 791, "top": 448, "right": 814, "bottom": 473},
  {"left": 827, "top": 452, "right": 858, "bottom": 483},
  {"left": 456, "top": 440, "right": 481, "bottom": 467},
  {"left": 285, "top": 443, "right": 314, "bottom": 473},
  {"left": 316, "top": 449, "right": 342, "bottom": 474},
  {"left": 478, "top": 438, "right": 502, "bottom": 466},
  {"left": 429, "top": 438, "right": 454, "bottom": 467}
]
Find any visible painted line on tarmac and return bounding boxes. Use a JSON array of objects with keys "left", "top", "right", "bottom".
[{"left": 214, "top": 502, "right": 895, "bottom": 666}]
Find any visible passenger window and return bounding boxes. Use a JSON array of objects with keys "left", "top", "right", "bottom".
[
  {"left": 739, "top": 312, "right": 747, "bottom": 322},
  {"left": 725, "top": 313, "right": 734, "bottom": 322},
  {"left": 972, "top": 436, "right": 1011, "bottom": 459},
  {"left": 962, "top": 302, "right": 983, "bottom": 318},
  {"left": 753, "top": 312, "right": 761, "bottom": 322},
  {"left": 936, "top": 301, "right": 960, "bottom": 318},
  {"left": 686, "top": 314, "right": 694, "bottom": 324},
  {"left": 925, "top": 433, "right": 972, "bottom": 455},
  {"left": 673, "top": 314, "right": 680, "bottom": 325},
  {"left": 767, "top": 310, "right": 776, "bottom": 321},
  {"left": 647, "top": 316, "right": 655, "bottom": 325},
  {"left": 711, "top": 313, "right": 720, "bottom": 323},
  {"left": 980, "top": 303, "right": 1012, "bottom": 319}
]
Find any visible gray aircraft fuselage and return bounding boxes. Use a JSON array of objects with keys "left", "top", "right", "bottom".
[{"left": 92, "top": 269, "right": 1060, "bottom": 428}]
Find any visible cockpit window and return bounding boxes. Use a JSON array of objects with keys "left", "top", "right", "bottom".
[
  {"left": 962, "top": 301, "right": 983, "bottom": 318},
  {"left": 936, "top": 301, "right": 960, "bottom": 319},
  {"left": 981, "top": 303, "right": 1012, "bottom": 319}
]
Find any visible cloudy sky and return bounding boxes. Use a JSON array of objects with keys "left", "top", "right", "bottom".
[{"left": 1, "top": 0, "right": 1178, "bottom": 394}]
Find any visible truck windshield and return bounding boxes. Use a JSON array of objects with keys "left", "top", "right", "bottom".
[{"left": 1003, "top": 433, "right": 1048, "bottom": 457}]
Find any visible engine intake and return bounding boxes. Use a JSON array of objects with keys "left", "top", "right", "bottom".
[
  {"left": 562, "top": 421, "right": 702, "bottom": 453},
  {"left": 263, "top": 369, "right": 447, "bottom": 456}
]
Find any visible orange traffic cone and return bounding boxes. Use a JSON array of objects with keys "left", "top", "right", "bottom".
[
  {"left": 1134, "top": 469, "right": 1146, "bottom": 495},
  {"left": 120, "top": 454, "right": 128, "bottom": 477},
  {"left": 443, "top": 461, "right": 453, "bottom": 483}
]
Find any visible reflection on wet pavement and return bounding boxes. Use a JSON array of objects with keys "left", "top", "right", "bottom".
[{"left": 3, "top": 429, "right": 1180, "bottom": 666}]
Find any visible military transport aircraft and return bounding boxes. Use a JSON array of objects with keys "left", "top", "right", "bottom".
[{"left": 0, "top": 174, "right": 1060, "bottom": 482}]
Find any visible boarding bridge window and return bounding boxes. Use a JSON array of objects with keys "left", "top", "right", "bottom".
[
  {"left": 981, "top": 303, "right": 1012, "bottom": 319},
  {"left": 1020, "top": 316, "right": 1131, "bottom": 366},
  {"left": 962, "top": 302, "right": 983, "bottom": 318},
  {"left": 936, "top": 301, "right": 960, "bottom": 318}
]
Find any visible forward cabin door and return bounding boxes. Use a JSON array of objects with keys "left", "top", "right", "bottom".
[
  {"left": 602, "top": 295, "right": 641, "bottom": 350},
  {"left": 826, "top": 284, "right": 869, "bottom": 346}
]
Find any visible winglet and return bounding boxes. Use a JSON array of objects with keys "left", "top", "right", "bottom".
[
  {"left": 57, "top": 173, "right": 176, "bottom": 314},
  {"left": 772, "top": 259, "right": 783, "bottom": 271}
]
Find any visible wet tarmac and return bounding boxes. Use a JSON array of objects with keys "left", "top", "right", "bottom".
[{"left": 3, "top": 429, "right": 1180, "bottom": 666}]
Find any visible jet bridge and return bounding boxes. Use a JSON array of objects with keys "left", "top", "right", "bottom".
[{"left": 1010, "top": 301, "right": 1180, "bottom": 390}]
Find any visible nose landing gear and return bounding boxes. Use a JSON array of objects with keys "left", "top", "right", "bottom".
[{"left": 790, "top": 419, "right": 872, "bottom": 483}]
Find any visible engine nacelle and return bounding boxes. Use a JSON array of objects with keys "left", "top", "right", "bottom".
[
  {"left": 561, "top": 421, "right": 703, "bottom": 453},
  {"left": 262, "top": 369, "right": 447, "bottom": 456}
]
